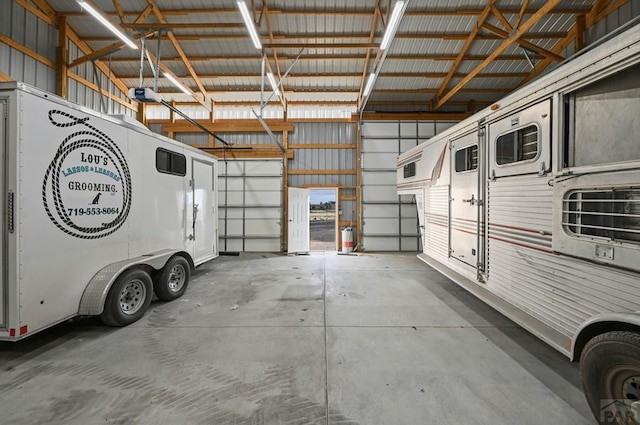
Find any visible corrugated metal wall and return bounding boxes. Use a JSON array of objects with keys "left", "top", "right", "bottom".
[
  {"left": 288, "top": 122, "right": 357, "bottom": 225},
  {"left": 361, "top": 120, "right": 456, "bottom": 251},
  {"left": 0, "top": 1, "right": 56, "bottom": 91}
]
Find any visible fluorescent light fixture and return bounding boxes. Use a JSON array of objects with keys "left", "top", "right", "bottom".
[
  {"left": 380, "top": 0, "right": 406, "bottom": 51},
  {"left": 76, "top": 1, "right": 137, "bottom": 50},
  {"left": 266, "top": 72, "right": 281, "bottom": 97},
  {"left": 363, "top": 72, "right": 376, "bottom": 97},
  {"left": 163, "top": 72, "right": 191, "bottom": 95},
  {"left": 237, "top": 1, "right": 262, "bottom": 50}
]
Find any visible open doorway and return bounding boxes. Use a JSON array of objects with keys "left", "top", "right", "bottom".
[{"left": 309, "top": 188, "right": 338, "bottom": 251}]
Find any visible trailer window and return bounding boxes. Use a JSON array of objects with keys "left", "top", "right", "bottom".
[
  {"left": 563, "top": 188, "right": 640, "bottom": 245},
  {"left": 495, "top": 125, "right": 538, "bottom": 165},
  {"left": 455, "top": 145, "right": 478, "bottom": 172},
  {"left": 156, "top": 148, "right": 187, "bottom": 176},
  {"left": 404, "top": 162, "right": 416, "bottom": 178}
]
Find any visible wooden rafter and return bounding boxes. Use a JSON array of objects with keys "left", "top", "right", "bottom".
[
  {"left": 357, "top": 1, "right": 381, "bottom": 108},
  {"left": 519, "top": 0, "right": 626, "bottom": 86},
  {"left": 14, "top": 0, "right": 55, "bottom": 25},
  {"left": 69, "top": 5, "right": 153, "bottom": 68},
  {"left": 263, "top": 1, "right": 287, "bottom": 108},
  {"left": 433, "top": 0, "right": 495, "bottom": 107},
  {"left": 61, "top": 7, "right": 595, "bottom": 18},
  {"left": 147, "top": 0, "right": 208, "bottom": 107},
  {"left": 121, "top": 23, "right": 244, "bottom": 29},
  {"left": 111, "top": 0, "right": 126, "bottom": 23},
  {"left": 117, "top": 71, "right": 530, "bottom": 80},
  {"left": 514, "top": 0, "right": 530, "bottom": 29},
  {"left": 481, "top": 22, "right": 564, "bottom": 62},
  {"left": 433, "top": 0, "right": 563, "bottom": 110}
]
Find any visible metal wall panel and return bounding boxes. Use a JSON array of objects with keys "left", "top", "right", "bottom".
[
  {"left": 287, "top": 122, "right": 357, "bottom": 223},
  {"left": 361, "top": 119, "right": 459, "bottom": 251},
  {"left": 0, "top": 2, "right": 56, "bottom": 91},
  {"left": 218, "top": 159, "right": 283, "bottom": 252}
]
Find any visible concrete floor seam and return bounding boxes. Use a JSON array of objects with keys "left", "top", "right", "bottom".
[{"left": 323, "top": 251, "right": 330, "bottom": 425}]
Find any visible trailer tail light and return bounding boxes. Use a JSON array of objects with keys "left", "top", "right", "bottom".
[
  {"left": 20, "top": 326, "right": 28, "bottom": 335},
  {"left": 9, "top": 328, "right": 16, "bottom": 337}
]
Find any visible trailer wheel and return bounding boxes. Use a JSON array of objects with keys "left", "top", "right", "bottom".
[
  {"left": 153, "top": 256, "right": 190, "bottom": 301},
  {"left": 100, "top": 269, "right": 153, "bottom": 327},
  {"left": 580, "top": 331, "right": 640, "bottom": 425}
]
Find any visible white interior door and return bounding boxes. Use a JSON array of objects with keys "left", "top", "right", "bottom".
[
  {"left": 192, "top": 159, "right": 216, "bottom": 261},
  {"left": 0, "top": 100, "right": 5, "bottom": 326},
  {"left": 288, "top": 187, "right": 309, "bottom": 253},
  {"left": 450, "top": 132, "right": 480, "bottom": 268}
]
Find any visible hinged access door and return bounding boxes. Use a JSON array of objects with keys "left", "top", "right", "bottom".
[
  {"left": 450, "top": 131, "right": 482, "bottom": 269},
  {"left": 0, "top": 99, "right": 6, "bottom": 327},
  {"left": 287, "top": 187, "right": 309, "bottom": 253},
  {"left": 190, "top": 159, "right": 216, "bottom": 262}
]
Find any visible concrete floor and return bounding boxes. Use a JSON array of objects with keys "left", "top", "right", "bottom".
[{"left": 0, "top": 252, "right": 595, "bottom": 425}]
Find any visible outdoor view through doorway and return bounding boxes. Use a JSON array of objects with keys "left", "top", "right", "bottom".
[{"left": 309, "top": 189, "right": 337, "bottom": 251}]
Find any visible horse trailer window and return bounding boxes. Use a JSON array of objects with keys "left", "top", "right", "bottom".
[
  {"left": 563, "top": 189, "right": 640, "bottom": 245},
  {"left": 404, "top": 162, "right": 416, "bottom": 178},
  {"left": 455, "top": 145, "right": 478, "bottom": 172},
  {"left": 564, "top": 63, "right": 640, "bottom": 168},
  {"left": 495, "top": 125, "right": 538, "bottom": 165},
  {"left": 156, "top": 148, "right": 187, "bottom": 176}
]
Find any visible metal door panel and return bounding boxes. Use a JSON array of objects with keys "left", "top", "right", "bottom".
[
  {"left": 0, "top": 100, "right": 5, "bottom": 326},
  {"left": 192, "top": 159, "right": 216, "bottom": 261},
  {"left": 450, "top": 131, "right": 479, "bottom": 268}
]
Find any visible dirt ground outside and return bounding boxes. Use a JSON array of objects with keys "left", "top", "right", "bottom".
[{"left": 310, "top": 218, "right": 336, "bottom": 251}]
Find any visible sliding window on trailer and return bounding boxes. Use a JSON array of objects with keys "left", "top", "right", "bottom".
[{"left": 553, "top": 62, "right": 640, "bottom": 272}]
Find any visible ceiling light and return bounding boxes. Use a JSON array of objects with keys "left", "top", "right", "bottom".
[
  {"left": 163, "top": 72, "right": 191, "bottom": 95},
  {"left": 76, "top": 1, "right": 137, "bottom": 50},
  {"left": 237, "top": 1, "right": 262, "bottom": 50},
  {"left": 267, "top": 72, "right": 281, "bottom": 97},
  {"left": 363, "top": 72, "right": 376, "bottom": 97},
  {"left": 380, "top": 1, "right": 407, "bottom": 51}
]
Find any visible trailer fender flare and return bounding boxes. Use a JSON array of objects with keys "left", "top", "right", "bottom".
[
  {"left": 571, "top": 312, "right": 640, "bottom": 362},
  {"left": 78, "top": 249, "right": 187, "bottom": 316}
]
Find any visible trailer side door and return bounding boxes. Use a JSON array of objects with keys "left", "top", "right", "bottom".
[
  {"left": 450, "top": 131, "right": 480, "bottom": 269},
  {"left": 191, "top": 158, "right": 216, "bottom": 262},
  {"left": 0, "top": 98, "right": 6, "bottom": 327}
]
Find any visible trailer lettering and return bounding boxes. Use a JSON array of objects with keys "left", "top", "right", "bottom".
[
  {"left": 43, "top": 110, "right": 132, "bottom": 239},
  {"left": 80, "top": 152, "right": 108, "bottom": 165},
  {"left": 68, "top": 181, "right": 117, "bottom": 192}
]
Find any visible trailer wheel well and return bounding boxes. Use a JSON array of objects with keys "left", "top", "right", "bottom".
[{"left": 572, "top": 321, "right": 640, "bottom": 362}]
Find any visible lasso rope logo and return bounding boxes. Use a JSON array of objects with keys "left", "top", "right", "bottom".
[{"left": 42, "top": 110, "right": 132, "bottom": 239}]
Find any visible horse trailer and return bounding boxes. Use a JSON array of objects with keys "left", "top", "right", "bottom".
[{"left": 397, "top": 24, "right": 640, "bottom": 424}]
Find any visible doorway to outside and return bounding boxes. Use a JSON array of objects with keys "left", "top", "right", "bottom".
[{"left": 309, "top": 188, "right": 338, "bottom": 251}]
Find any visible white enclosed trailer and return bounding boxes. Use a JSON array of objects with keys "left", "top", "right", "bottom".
[
  {"left": 0, "top": 82, "right": 218, "bottom": 341},
  {"left": 398, "top": 24, "right": 640, "bottom": 424}
]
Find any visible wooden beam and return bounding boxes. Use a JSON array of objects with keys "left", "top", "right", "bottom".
[
  {"left": 68, "top": 72, "right": 136, "bottom": 111},
  {"left": 358, "top": 1, "right": 381, "bottom": 109},
  {"left": 491, "top": 5, "right": 513, "bottom": 31},
  {"left": 161, "top": 120, "right": 295, "bottom": 133},
  {"left": 575, "top": 14, "right": 586, "bottom": 51},
  {"left": 519, "top": 0, "right": 624, "bottom": 86},
  {"left": 434, "top": 0, "right": 494, "bottom": 104},
  {"left": 434, "top": 0, "right": 563, "bottom": 110},
  {"left": 69, "top": 5, "right": 153, "bottom": 69},
  {"left": 289, "top": 144, "right": 357, "bottom": 149},
  {"left": 0, "top": 33, "right": 56, "bottom": 68},
  {"left": 199, "top": 148, "right": 294, "bottom": 159},
  {"left": 288, "top": 169, "right": 357, "bottom": 175},
  {"left": 264, "top": 3, "right": 287, "bottom": 108},
  {"left": 147, "top": 0, "right": 208, "bottom": 107},
  {"left": 56, "top": 15, "right": 68, "bottom": 98},
  {"left": 481, "top": 22, "right": 564, "bottom": 62},
  {"left": 66, "top": 22, "right": 135, "bottom": 99},
  {"left": 14, "top": 0, "right": 56, "bottom": 25},
  {"left": 514, "top": 0, "right": 530, "bottom": 29},
  {"left": 360, "top": 112, "right": 470, "bottom": 121},
  {"left": 0, "top": 70, "right": 12, "bottom": 81},
  {"left": 121, "top": 22, "right": 243, "bottom": 29}
]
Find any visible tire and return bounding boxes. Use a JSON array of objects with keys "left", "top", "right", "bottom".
[
  {"left": 153, "top": 256, "right": 190, "bottom": 301},
  {"left": 100, "top": 269, "right": 153, "bottom": 327},
  {"left": 580, "top": 331, "right": 640, "bottom": 425}
]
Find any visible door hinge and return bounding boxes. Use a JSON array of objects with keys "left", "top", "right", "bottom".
[
  {"left": 8, "top": 190, "right": 14, "bottom": 233},
  {"left": 189, "top": 179, "right": 194, "bottom": 187}
]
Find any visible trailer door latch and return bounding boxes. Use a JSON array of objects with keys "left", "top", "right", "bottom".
[{"left": 7, "top": 190, "right": 14, "bottom": 233}]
